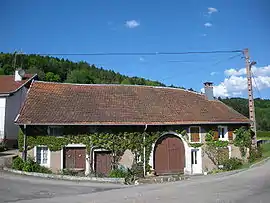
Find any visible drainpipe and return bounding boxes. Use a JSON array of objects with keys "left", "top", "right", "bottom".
[
  {"left": 23, "top": 124, "right": 27, "bottom": 161},
  {"left": 143, "top": 124, "right": 148, "bottom": 177}
]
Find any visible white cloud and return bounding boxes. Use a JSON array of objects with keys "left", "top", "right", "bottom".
[
  {"left": 204, "top": 22, "right": 212, "bottom": 27},
  {"left": 139, "top": 57, "right": 145, "bottom": 62},
  {"left": 201, "top": 33, "right": 207, "bottom": 37},
  {"left": 208, "top": 7, "right": 218, "bottom": 14},
  {"left": 125, "top": 20, "right": 140, "bottom": 28},
  {"left": 212, "top": 65, "right": 270, "bottom": 97},
  {"left": 210, "top": 72, "right": 218, "bottom": 76}
]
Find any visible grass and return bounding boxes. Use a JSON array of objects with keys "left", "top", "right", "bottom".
[
  {"left": 261, "top": 143, "right": 270, "bottom": 158},
  {"left": 257, "top": 131, "right": 270, "bottom": 139}
]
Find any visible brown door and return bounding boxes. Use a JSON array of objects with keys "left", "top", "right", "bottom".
[
  {"left": 64, "top": 147, "right": 86, "bottom": 170},
  {"left": 95, "top": 151, "right": 112, "bottom": 176},
  {"left": 154, "top": 135, "right": 185, "bottom": 175}
]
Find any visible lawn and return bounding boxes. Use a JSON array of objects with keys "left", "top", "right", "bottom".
[
  {"left": 257, "top": 131, "right": 270, "bottom": 140},
  {"left": 261, "top": 143, "right": 270, "bottom": 158}
]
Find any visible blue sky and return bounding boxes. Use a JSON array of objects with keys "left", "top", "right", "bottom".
[{"left": 1, "top": 0, "right": 270, "bottom": 98}]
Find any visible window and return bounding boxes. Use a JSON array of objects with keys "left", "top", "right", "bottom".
[
  {"left": 191, "top": 150, "right": 198, "bottom": 165},
  {"left": 218, "top": 126, "right": 228, "bottom": 140},
  {"left": 189, "top": 126, "right": 201, "bottom": 143},
  {"left": 48, "top": 126, "right": 63, "bottom": 136},
  {"left": 36, "top": 146, "right": 49, "bottom": 165}
]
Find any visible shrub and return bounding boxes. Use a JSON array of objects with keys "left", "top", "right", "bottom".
[
  {"left": 248, "top": 146, "right": 263, "bottom": 163},
  {"left": 12, "top": 156, "right": 52, "bottom": 174},
  {"left": 109, "top": 168, "right": 127, "bottom": 178},
  {"left": 12, "top": 157, "right": 24, "bottom": 170},
  {"left": 131, "top": 162, "right": 144, "bottom": 178},
  {"left": 222, "top": 158, "right": 243, "bottom": 171},
  {"left": 0, "top": 141, "right": 7, "bottom": 152}
]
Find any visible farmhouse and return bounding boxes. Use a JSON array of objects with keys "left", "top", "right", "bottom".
[
  {"left": 0, "top": 71, "right": 37, "bottom": 148},
  {"left": 15, "top": 81, "right": 250, "bottom": 175}
]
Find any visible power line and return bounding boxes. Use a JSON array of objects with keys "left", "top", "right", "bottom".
[
  {"left": 15, "top": 50, "right": 243, "bottom": 57},
  {"left": 251, "top": 70, "right": 262, "bottom": 99}
]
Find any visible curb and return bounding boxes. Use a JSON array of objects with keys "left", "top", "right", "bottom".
[{"left": 3, "top": 167, "right": 125, "bottom": 184}]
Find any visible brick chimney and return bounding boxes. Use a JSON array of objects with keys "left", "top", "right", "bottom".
[{"left": 204, "top": 82, "right": 214, "bottom": 100}]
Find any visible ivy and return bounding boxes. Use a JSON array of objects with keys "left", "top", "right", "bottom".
[
  {"left": 233, "top": 127, "right": 252, "bottom": 157},
  {"left": 189, "top": 143, "right": 203, "bottom": 148}
]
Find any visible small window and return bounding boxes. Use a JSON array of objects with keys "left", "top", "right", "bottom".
[
  {"left": 48, "top": 126, "right": 63, "bottom": 136},
  {"left": 189, "top": 127, "right": 200, "bottom": 143},
  {"left": 218, "top": 126, "right": 228, "bottom": 140},
  {"left": 191, "top": 150, "right": 198, "bottom": 165},
  {"left": 36, "top": 146, "right": 48, "bottom": 165}
]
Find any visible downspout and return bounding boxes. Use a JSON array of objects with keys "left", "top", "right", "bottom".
[{"left": 143, "top": 124, "right": 148, "bottom": 177}]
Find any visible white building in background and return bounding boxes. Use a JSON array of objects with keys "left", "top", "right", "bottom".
[{"left": 0, "top": 71, "right": 37, "bottom": 148}]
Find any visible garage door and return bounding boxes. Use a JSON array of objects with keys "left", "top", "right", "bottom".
[
  {"left": 154, "top": 134, "right": 185, "bottom": 175},
  {"left": 64, "top": 147, "right": 86, "bottom": 170}
]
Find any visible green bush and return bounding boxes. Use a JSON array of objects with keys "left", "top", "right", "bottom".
[
  {"left": 12, "top": 156, "right": 52, "bottom": 174},
  {"left": 131, "top": 162, "right": 144, "bottom": 178},
  {"left": 12, "top": 157, "right": 24, "bottom": 170},
  {"left": 109, "top": 168, "right": 128, "bottom": 178},
  {"left": 222, "top": 158, "right": 243, "bottom": 171},
  {"left": 0, "top": 141, "right": 7, "bottom": 152},
  {"left": 248, "top": 146, "right": 263, "bottom": 163}
]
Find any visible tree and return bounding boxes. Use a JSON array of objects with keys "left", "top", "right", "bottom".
[
  {"left": 65, "top": 69, "right": 94, "bottom": 84},
  {"left": 45, "top": 72, "right": 61, "bottom": 82},
  {"left": 121, "top": 78, "right": 132, "bottom": 85}
]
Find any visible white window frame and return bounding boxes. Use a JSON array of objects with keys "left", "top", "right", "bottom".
[
  {"left": 191, "top": 149, "right": 198, "bottom": 165},
  {"left": 34, "top": 145, "right": 51, "bottom": 168},
  {"left": 218, "top": 126, "right": 228, "bottom": 141},
  {"left": 188, "top": 126, "right": 202, "bottom": 143},
  {"left": 47, "top": 126, "right": 63, "bottom": 137}
]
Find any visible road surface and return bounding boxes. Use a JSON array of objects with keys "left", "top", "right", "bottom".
[{"left": 1, "top": 160, "right": 270, "bottom": 203}]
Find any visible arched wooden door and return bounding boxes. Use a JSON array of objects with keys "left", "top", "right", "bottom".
[{"left": 154, "top": 134, "right": 185, "bottom": 175}]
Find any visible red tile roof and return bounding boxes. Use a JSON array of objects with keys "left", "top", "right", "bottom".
[
  {"left": 0, "top": 74, "right": 37, "bottom": 94},
  {"left": 16, "top": 81, "right": 250, "bottom": 125}
]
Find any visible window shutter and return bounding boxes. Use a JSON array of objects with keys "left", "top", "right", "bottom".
[
  {"left": 190, "top": 127, "right": 200, "bottom": 142},
  {"left": 228, "top": 127, "right": 233, "bottom": 141}
]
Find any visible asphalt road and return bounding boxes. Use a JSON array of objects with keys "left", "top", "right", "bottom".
[
  {"left": 0, "top": 172, "right": 124, "bottom": 203},
  {"left": 1, "top": 160, "right": 270, "bottom": 203}
]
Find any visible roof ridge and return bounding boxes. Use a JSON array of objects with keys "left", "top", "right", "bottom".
[{"left": 34, "top": 81, "right": 205, "bottom": 96}]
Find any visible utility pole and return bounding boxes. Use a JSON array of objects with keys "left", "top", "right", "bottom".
[{"left": 243, "top": 48, "right": 257, "bottom": 146}]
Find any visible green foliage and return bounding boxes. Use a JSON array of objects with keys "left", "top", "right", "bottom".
[
  {"left": 12, "top": 156, "right": 52, "bottom": 174},
  {"left": 190, "top": 143, "right": 203, "bottom": 148},
  {"left": 0, "top": 141, "right": 7, "bottom": 152},
  {"left": 109, "top": 167, "right": 128, "bottom": 178},
  {"left": 248, "top": 146, "right": 263, "bottom": 163},
  {"left": 257, "top": 131, "right": 270, "bottom": 138},
  {"left": 234, "top": 127, "right": 252, "bottom": 157},
  {"left": 205, "top": 130, "right": 214, "bottom": 142},
  {"left": 12, "top": 157, "right": 24, "bottom": 170},
  {"left": 0, "top": 53, "right": 168, "bottom": 87},
  {"left": 45, "top": 72, "right": 61, "bottom": 82},
  {"left": 207, "top": 140, "right": 229, "bottom": 148},
  {"left": 222, "top": 158, "right": 243, "bottom": 171},
  {"left": 221, "top": 98, "right": 270, "bottom": 131}
]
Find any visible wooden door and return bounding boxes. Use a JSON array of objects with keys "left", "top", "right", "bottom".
[
  {"left": 154, "top": 135, "right": 185, "bottom": 175},
  {"left": 95, "top": 151, "right": 112, "bottom": 176},
  {"left": 64, "top": 147, "right": 86, "bottom": 170}
]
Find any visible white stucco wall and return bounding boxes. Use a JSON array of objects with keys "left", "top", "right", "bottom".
[
  {"left": 5, "top": 87, "right": 27, "bottom": 141},
  {"left": 0, "top": 98, "right": 6, "bottom": 140}
]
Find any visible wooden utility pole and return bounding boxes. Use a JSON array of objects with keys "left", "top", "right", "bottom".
[{"left": 243, "top": 48, "right": 257, "bottom": 146}]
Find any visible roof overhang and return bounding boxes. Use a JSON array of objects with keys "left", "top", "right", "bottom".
[{"left": 15, "top": 121, "right": 251, "bottom": 126}]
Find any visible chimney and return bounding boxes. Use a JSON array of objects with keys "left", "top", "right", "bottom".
[
  {"left": 204, "top": 82, "right": 214, "bottom": 100},
  {"left": 15, "top": 69, "right": 22, "bottom": 81}
]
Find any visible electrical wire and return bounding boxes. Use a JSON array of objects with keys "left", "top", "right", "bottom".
[
  {"left": 251, "top": 70, "right": 262, "bottom": 99},
  {"left": 15, "top": 50, "right": 243, "bottom": 56}
]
